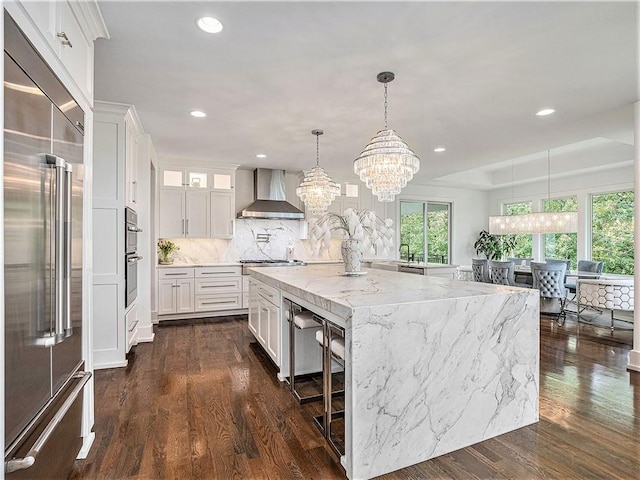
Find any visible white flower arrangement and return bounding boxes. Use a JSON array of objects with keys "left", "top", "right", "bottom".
[{"left": 308, "top": 208, "right": 394, "bottom": 257}]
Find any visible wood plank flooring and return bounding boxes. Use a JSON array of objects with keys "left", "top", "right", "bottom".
[{"left": 71, "top": 315, "right": 640, "bottom": 479}]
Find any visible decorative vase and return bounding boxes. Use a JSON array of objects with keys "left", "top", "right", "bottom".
[
  {"left": 159, "top": 258, "right": 173, "bottom": 265},
  {"left": 341, "top": 239, "right": 362, "bottom": 273}
]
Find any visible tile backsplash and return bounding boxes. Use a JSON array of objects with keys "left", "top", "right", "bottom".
[{"left": 164, "top": 219, "right": 345, "bottom": 264}]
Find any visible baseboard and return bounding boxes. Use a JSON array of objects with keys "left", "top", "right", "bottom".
[
  {"left": 136, "top": 324, "right": 155, "bottom": 343},
  {"left": 158, "top": 308, "right": 248, "bottom": 322},
  {"left": 93, "top": 360, "right": 128, "bottom": 370},
  {"left": 627, "top": 349, "right": 640, "bottom": 372},
  {"left": 77, "top": 431, "right": 96, "bottom": 459}
]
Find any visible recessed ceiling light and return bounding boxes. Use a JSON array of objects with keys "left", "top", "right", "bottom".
[
  {"left": 433, "top": 147, "right": 446, "bottom": 153},
  {"left": 196, "top": 16, "right": 223, "bottom": 34},
  {"left": 535, "top": 108, "right": 556, "bottom": 116},
  {"left": 190, "top": 110, "right": 207, "bottom": 118},
  {"left": 256, "top": 154, "right": 267, "bottom": 159}
]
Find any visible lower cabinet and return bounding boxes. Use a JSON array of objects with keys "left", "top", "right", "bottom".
[
  {"left": 125, "top": 302, "right": 139, "bottom": 353},
  {"left": 158, "top": 266, "right": 244, "bottom": 320},
  {"left": 249, "top": 278, "right": 282, "bottom": 365}
]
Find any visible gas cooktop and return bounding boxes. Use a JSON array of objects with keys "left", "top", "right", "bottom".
[{"left": 239, "top": 259, "right": 306, "bottom": 274}]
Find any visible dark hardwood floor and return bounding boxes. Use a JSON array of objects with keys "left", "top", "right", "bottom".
[{"left": 71, "top": 314, "right": 640, "bottom": 479}]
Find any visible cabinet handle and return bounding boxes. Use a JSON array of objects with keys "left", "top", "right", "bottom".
[
  {"left": 260, "top": 289, "right": 274, "bottom": 298},
  {"left": 164, "top": 273, "right": 189, "bottom": 276},
  {"left": 200, "top": 271, "right": 236, "bottom": 275},
  {"left": 182, "top": 219, "right": 185, "bottom": 235},
  {"left": 185, "top": 219, "right": 189, "bottom": 235},
  {"left": 57, "top": 31, "right": 73, "bottom": 48},
  {"left": 201, "top": 284, "right": 236, "bottom": 289},
  {"left": 262, "top": 308, "right": 268, "bottom": 312},
  {"left": 201, "top": 300, "right": 236, "bottom": 305}
]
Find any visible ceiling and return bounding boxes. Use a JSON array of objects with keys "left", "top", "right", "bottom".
[{"left": 94, "top": 1, "right": 638, "bottom": 190}]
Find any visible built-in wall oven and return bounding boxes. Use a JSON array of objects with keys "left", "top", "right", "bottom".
[{"left": 125, "top": 207, "right": 143, "bottom": 307}]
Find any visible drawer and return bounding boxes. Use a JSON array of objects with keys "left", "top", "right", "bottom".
[
  {"left": 195, "top": 277, "right": 242, "bottom": 295},
  {"left": 195, "top": 294, "right": 242, "bottom": 312},
  {"left": 158, "top": 267, "right": 195, "bottom": 279},
  {"left": 195, "top": 266, "right": 242, "bottom": 278},
  {"left": 256, "top": 282, "right": 281, "bottom": 307}
]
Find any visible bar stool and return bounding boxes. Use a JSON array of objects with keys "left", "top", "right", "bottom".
[
  {"left": 314, "top": 320, "right": 345, "bottom": 457},
  {"left": 284, "top": 299, "right": 323, "bottom": 404}
]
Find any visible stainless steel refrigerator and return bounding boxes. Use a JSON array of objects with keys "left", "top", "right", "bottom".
[{"left": 4, "top": 13, "right": 91, "bottom": 479}]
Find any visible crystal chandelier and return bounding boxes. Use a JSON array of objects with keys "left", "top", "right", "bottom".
[
  {"left": 354, "top": 72, "right": 420, "bottom": 202},
  {"left": 296, "top": 129, "right": 340, "bottom": 215},
  {"left": 489, "top": 150, "right": 578, "bottom": 234}
]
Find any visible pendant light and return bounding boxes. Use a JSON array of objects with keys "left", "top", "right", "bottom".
[
  {"left": 354, "top": 72, "right": 420, "bottom": 202},
  {"left": 296, "top": 129, "right": 340, "bottom": 215},
  {"left": 489, "top": 149, "right": 577, "bottom": 234}
]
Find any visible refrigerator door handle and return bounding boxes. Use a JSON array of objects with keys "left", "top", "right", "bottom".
[
  {"left": 44, "top": 154, "right": 69, "bottom": 342},
  {"left": 4, "top": 372, "right": 91, "bottom": 474},
  {"left": 64, "top": 162, "right": 73, "bottom": 337}
]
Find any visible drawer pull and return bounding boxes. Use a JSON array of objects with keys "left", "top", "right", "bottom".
[
  {"left": 201, "top": 300, "right": 236, "bottom": 305},
  {"left": 201, "top": 284, "right": 236, "bottom": 289},
  {"left": 200, "top": 271, "right": 237, "bottom": 275},
  {"left": 164, "top": 273, "right": 189, "bottom": 276}
]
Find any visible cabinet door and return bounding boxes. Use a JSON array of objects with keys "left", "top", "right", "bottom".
[
  {"left": 159, "top": 189, "right": 185, "bottom": 237},
  {"left": 125, "top": 302, "right": 138, "bottom": 352},
  {"left": 56, "top": 1, "right": 91, "bottom": 99},
  {"left": 265, "top": 302, "right": 281, "bottom": 364},
  {"left": 158, "top": 279, "right": 177, "bottom": 315},
  {"left": 176, "top": 278, "right": 195, "bottom": 314},
  {"left": 248, "top": 281, "right": 259, "bottom": 337},
  {"left": 210, "top": 191, "right": 234, "bottom": 238},
  {"left": 185, "top": 191, "right": 210, "bottom": 238},
  {"left": 210, "top": 170, "right": 234, "bottom": 191},
  {"left": 125, "top": 119, "right": 138, "bottom": 208},
  {"left": 257, "top": 297, "right": 269, "bottom": 346}
]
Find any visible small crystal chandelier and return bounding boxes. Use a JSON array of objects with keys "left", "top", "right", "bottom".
[
  {"left": 354, "top": 72, "right": 420, "bottom": 202},
  {"left": 296, "top": 129, "right": 340, "bottom": 215}
]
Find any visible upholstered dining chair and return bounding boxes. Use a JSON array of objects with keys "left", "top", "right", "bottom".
[
  {"left": 565, "top": 260, "right": 604, "bottom": 294},
  {"left": 489, "top": 260, "right": 530, "bottom": 288},
  {"left": 531, "top": 261, "right": 568, "bottom": 325},
  {"left": 507, "top": 257, "right": 534, "bottom": 267},
  {"left": 509, "top": 257, "right": 535, "bottom": 286},
  {"left": 471, "top": 258, "right": 491, "bottom": 283}
]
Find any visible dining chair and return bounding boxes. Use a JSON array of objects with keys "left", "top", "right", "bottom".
[
  {"left": 531, "top": 261, "right": 568, "bottom": 325},
  {"left": 471, "top": 258, "right": 491, "bottom": 283},
  {"left": 509, "top": 257, "right": 534, "bottom": 286},
  {"left": 489, "top": 260, "right": 530, "bottom": 288},
  {"left": 565, "top": 260, "right": 604, "bottom": 300}
]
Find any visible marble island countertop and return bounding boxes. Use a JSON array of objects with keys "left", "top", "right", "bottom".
[
  {"left": 248, "top": 263, "right": 539, "bottom": 479},
  {"left": 249, "top": 264, "right": 524, "bottom": 320}
]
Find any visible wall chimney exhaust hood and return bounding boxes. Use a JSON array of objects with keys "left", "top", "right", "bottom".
[{"left": 238, "top": 169, "right": 305, "bottom": 219}]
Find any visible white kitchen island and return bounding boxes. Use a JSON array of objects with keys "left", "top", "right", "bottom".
[{"left": 248, "top": 264, "right": 540, "bottom": 480}]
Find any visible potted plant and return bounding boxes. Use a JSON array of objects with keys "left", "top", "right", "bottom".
[
  {"left": 157, "top": 239, "right": 179, "bottom": 265},
  {"left": 473, "top": 230, "right": 517, "bottom": 261}
]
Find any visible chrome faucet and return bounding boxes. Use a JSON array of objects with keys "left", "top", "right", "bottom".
[{"left": 400, "top": 243, "right": 410, "bottom": 263}]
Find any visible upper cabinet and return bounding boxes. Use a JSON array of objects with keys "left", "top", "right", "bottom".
[
  {"left": 158, "top": 163, "right": 238, "bottom": 239},
  {"left": 7, "top": 1, "right": 109, "bottom": 107}
]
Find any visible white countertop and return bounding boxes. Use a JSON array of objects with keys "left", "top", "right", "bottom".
[
  {"left": 249, "top": 264, "right": 525, "bottom": 318},
  {"left": 156, "top": 262, "right": 241, "bottom": 268}
]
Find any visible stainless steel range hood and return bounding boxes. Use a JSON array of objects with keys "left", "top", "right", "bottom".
[{"left": 238, "top": 168, "right": 305, "bottom": 219}]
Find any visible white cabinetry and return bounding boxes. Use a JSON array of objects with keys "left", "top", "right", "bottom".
[
  {"left": 158, "top": 165, "right": 237, "bottom": 238},
  {"left": 249, "top": 278, "right": 282, "bottom": 365},
  {"left": 92, "top": 102, "right": 146, "bottom": 368},
  {"left": 157, "top": 266, "right": 243, "bottom": 320},
  {"left": 158, "top": 268, "right": 195, "bottom": 315},
  {"left": 7, "top": 1, "right": 108, "bottom": 106}
]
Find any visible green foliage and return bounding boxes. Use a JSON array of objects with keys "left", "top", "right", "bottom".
[
  {"left": 505, "top": 202, "right": 533, "bottom": 258},
  {"left": 474, "top": 230, "right": 518, "bottom": 260},
  {"left": 400, "top": 206, "right": 450, "bottom": 263},
  {"left": 592, "top": 191, "right": 634, "bottom": 274},
  {"left": 544, "top": 197, "right": 578, "bottom": 269}
]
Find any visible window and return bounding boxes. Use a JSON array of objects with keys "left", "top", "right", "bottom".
[
  {"left": 543, "top": 197, "right": 578, "bottom": 269},
  {"left": 591, "top": 191, "right": 634, "bottom": 274},
  {"left": 505, "top": 202, "right": 532, "bottom": 258},
  {"left": 400, "top": 201, "right": 451, "bottom": 264}
]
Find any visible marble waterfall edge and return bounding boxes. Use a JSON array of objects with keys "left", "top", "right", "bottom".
[{"left": 346, "top": 290, "right": 539, "bottom": 479}]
